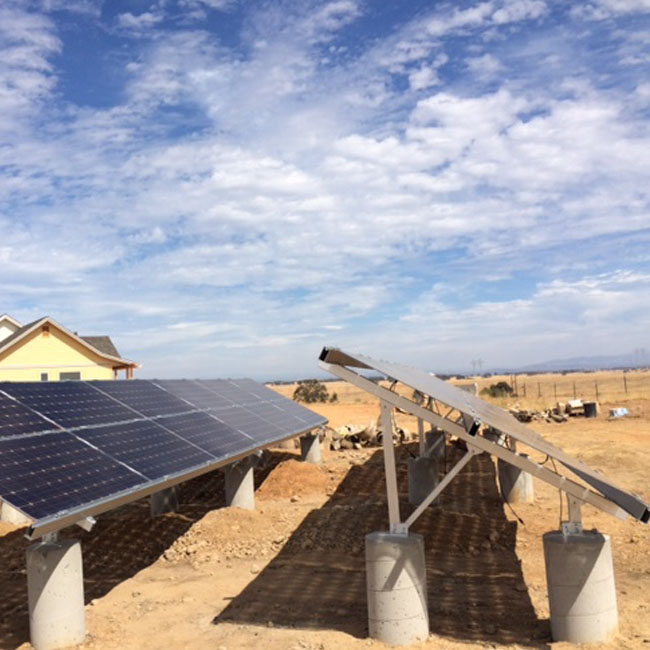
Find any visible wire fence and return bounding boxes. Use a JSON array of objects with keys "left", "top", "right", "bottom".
[{"left": 507, "top": 371, "right": 649, "bottom": 404}]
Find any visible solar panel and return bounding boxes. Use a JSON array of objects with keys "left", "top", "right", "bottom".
[
  {"left": 0, "top": 432, "right": 146, "bottom": 521},
  {"left": 0, "top": 381, "right": 138, "bottom": 429},
  {"left": 89, "top": 380, "right": 194, "bottom": 417},
  {"left": 156, "top": 411, "right": 252, "bottom": 458},
  {"left": 273, "top": 398, "right": 329, "bottom": 428},
  {"left": 76, "top": 420, "right": 214, "bottom": 480},
  {"left": 319, "top": 347, "right": 650, "bottom": 523},
  {"left": 212, "top": 405, "right": 285, "bottom": 443},
  {"left": 197, "top": 379, "right": 260, "bottom": 406},
  {"left": 185, "top": 380, "right": 239, "bottom": 408},
  {"left": 153, "top": 380, "right": 225, "bottom": 410},
  {"left": 0, "top": 392, "right": 58, "bottom": 438},
  {"left": 227, "top": 378, "right": 287, "bottom": 403},
  {"left": 244, "top": 401, "right": 308, "bottom": 431}
]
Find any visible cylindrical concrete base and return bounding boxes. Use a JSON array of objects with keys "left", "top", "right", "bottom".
[
  {"left": 300, "top": 433, "right": 321, "bottom": 463},
  {"left": 27, "top": 540, "right": 86, "bottom": 650},
  {"left": 1, "top": 500, "right": 32, "bottom": 525},
  {"left": 224, "top": 458, "right": 255, "bottom": 510},
  {"left": 408, "top": 456, "right": 439, "bottom": 506},
  {"left": 150, "top": 486, "right": 179, "bottom": 516},
  {"left": 425, "top": 429, "right": 446, "bottom": 463},
  {"left": 365, "top": 532, "right": 429, "bottom": 645},
  {"left": 543, "top": 530, "right": 618, "bottom": 643},
  {"left": 498, "top": 457, "right": 534, "bottom": 503}
]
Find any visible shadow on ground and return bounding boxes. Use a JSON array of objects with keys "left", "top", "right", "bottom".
[
  {"left": 0, "top": 451, "right": 295, "bottom": 650},
  {"left": 216, "top": 445, "right": 551, "bottom": 647}
]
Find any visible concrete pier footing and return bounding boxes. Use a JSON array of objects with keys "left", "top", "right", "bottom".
[
  {"left": 300, "top": 432, "right": 321, "bottom": 463},
  {"left": 1, "top": 500, "right": 32, "bottom": 525},
  {"left": 497, "top": 456, "right": 534, "bottom": 503},
  {"left": 543, "top": 530, "right": 618, "bottom": 643},
  {"left": 425, "top": 429, "right": 446, "bottom": 463},
  {"left": 224, "top": 457, "right": 255, "bottom": 510},
  {"left": 27, "top": 540, "right": 86, "bottom": 650},
  {"left": 408, "top": 456, "right": 439, "bottom": 506},
  {"left": 150, "top": 486, "right": 179, "bottom": 516},
  {"left": 365, "top": 532, "right": 429, "bottom": 645}
]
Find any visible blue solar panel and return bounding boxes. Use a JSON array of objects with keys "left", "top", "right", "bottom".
[
  {"left": 227, "top": 379, "right": 287, "bottom": 403},
  {"left": 0, "top": 392, "right": 58, "bottom": 438},
  {"left": 197, "top": 379, "right": 259, "bottom": 406},
  {"left": 89, "top": 380, "right": 194, "bottom": 417},
  {"left": 0, "top": 377, "right": 327, "bottom": 532},
  {"left": 0, "top": 381, "right": 137, "bottom": 429},
  {"left": 76, "top": 420, "right": 214, "bottom": 480},
  {"left": 153, "top": 380, "right": 226, "bottom": 410},
  {"left": 157, "top": 411, "right": 252, "bottom": 458},
  {"left": 212, "top": 405, "right": 285, "bottom": 443},
  {"left": 274, "top": 399, "right": 327, "bottom": 428},
  {"left": 0, "top": 432, "right": 146, "bottom": 521}
]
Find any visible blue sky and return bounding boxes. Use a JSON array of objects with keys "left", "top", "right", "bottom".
[{"left": 2, "top": 0, "right": 650, "bottom": 380}]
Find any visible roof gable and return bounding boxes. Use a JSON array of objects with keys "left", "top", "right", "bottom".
[{"left": 0, "top": 317, "right": 136, "bottom": 367}]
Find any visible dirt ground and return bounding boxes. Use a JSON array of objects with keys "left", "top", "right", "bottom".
[{"left": 0, "top": 379, "right": 648, "bottom": 650}]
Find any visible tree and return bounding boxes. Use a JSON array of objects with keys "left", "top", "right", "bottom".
[
  {"left": 480, "top": 381, "right": 514, "bottom": 398},
  {"left": 293, "top": 379, "right": 330, "bottom": 403}
]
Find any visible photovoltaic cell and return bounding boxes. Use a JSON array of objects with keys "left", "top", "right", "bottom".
[
  {"left": 157, "top": 411, "right": 251, "bottom": 458},
  {"left": 0, "top": 432, "right": 145, "bottom": 521},
  {"left": 77, "top": 420, "right": 214, "bottom": 480},
  {"left": 89, "top": 380, "right": 194, "bottom": 417},
  {"left": 0, "top": 381, "right": 137, "bottom": 429},
  {"left": 0, "top": 393, "right": 58, "bottom": 438}
]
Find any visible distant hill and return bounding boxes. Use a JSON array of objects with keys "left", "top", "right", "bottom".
[{"left": 508, "top": 352, "right": 649, "bottom": 374}]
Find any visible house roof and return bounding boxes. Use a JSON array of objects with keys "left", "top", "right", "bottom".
[
  {"left": 80, "top": 336, "right": 121, "bottom": 358},
  {"left": 0, "top": 314, "right": 22, "bottom": 328},
  {"left": 0, "top": 317, "right": 137, "bottom": 368}
]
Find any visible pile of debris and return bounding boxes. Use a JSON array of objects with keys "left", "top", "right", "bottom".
[
  {"left": 509, "top": 399, "right": 600, "bottom": 423},
  {"left": 326, "top": 420, "right": 413, "bottom": 451}
]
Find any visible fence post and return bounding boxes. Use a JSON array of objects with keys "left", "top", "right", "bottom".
[
  {"left": 623, "top": 372, "right": 628, "bottom": 395},
  {"left": 573, "top": 381, "right": 577, "bottom": 399},
  {"left": 595, "top": 380, "right": 599, "bottom": 402},
  {"left": 554, "top": 383, "right": 557, "bottom": 401}
]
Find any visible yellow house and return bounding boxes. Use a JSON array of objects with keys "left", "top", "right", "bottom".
[{"left": 0, "top": 315, "right": 138, "bottom": 381}]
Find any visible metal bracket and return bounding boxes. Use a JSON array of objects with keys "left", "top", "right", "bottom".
[
  {"left": 562, "top": 496, "right": 584, "bottom": 536},
  {"left": 42, "top": 531, "right": 59, "bottom": 544},
  {"left": 76, "top": 516, "right": 96, "bottom": 533},
  {"left": 390, "top": 522, "right": 409, "bottom": 536}
]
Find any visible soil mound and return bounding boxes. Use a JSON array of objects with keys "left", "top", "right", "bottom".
[{"left": 257, "top": 459, "right": 332, "bottom": 500}]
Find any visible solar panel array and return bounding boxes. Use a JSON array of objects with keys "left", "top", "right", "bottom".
[{"left": 0, "top": 379, "right": 326, "bottom": 528}]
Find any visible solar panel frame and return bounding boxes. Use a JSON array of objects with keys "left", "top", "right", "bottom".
[{"left": 319, "top": 347, "right": 650, "bottom": 523}]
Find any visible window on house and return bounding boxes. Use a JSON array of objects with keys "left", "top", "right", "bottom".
[
  {"left": 59, "top": 372, "right": 81, "bottom": 381},
  {"left": 40, "top": 373, "right": 49, "bottom": 382}
]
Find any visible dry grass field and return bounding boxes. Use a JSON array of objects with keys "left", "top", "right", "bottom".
[{"left": 0, "top": 369, "right": 648, "bottom": 650}]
